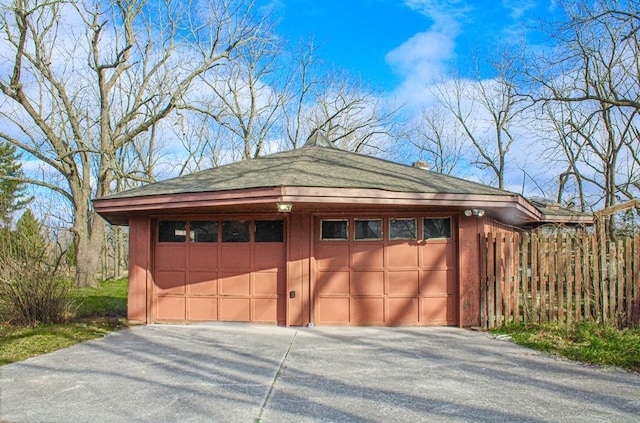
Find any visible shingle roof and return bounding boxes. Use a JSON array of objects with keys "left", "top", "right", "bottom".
[
  {"left": 98, "top": 145, "right": 514, "bottom": 200},
  {"left": 528, "top": 197, "right": 592, "bottom": 221}
]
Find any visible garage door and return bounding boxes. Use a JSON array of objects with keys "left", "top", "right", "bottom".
[
  {"left": 153, "top": 219, "right": 286, "bottom": 323},
  {"left": 314, "top": 216, "right": 458, "bottom": 326}
]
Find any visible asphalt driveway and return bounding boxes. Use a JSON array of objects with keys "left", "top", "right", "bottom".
[{"left": 1, "top": 324, "right": 639, "bottom": 422}]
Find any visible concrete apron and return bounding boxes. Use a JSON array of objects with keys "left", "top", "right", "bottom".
[{"left": 1, "top": 324, "right": 639, "bottom": 422}]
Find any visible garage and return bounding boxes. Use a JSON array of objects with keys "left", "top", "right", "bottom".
[
  {"left": 94, "top": 134, "right": 587, "bottom": 327},
  {"left": 314, "top": 215, "right": 458, "bottom": 326},
  {"left": 153, "top": 218, "right": 286, "bottom": 323}
]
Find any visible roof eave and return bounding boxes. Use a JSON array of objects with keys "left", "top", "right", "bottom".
[
  {"left": 94, "top": 186, "right": 555, "bottom": 226},
  {"left": 537, "top": 213, "right": 595, "bottom": 225}
]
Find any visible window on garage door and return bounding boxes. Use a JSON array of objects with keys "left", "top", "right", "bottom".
[
  {"left": 222, "top": 220, "right": 250, "bottom": 242},
  {"left": 255, "top": 220, "right": 284, "bottom": 242},
  {"left": 389, "top": 218, "right": 417, "bottom": 240},
  {"left": 158, "top": 220, "right": 284, "bottom": 243},
  {"left": 190, "top": 221, "right": 218, "bottom": 242},
  {"left": 354, "top": 219, "right": 382, "bottom": 240},
  {"left": 423, "top": 217, "right": 452, "bottom": 240},
  {"left": 158, "top": 221, "right": 187, "bottom": 242},
  {"left": 321, "top": 220, "right": 348, "bottom": 240}
]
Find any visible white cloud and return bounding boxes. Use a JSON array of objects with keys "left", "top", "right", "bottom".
[
  {"left": 386, "top": 31, "right": 455, "bottom": 75},
  {"left": 383, "top": 1, "right": 467, "bottom": 110},
  {"left": 402, "top": 0, "right": 469, "bottom": 32},
  {"left": 385, "top": 30, "right": 456, "bottom": 109},
  {"left": 501, "top": 0, "right": 536, "bottom": 19}
]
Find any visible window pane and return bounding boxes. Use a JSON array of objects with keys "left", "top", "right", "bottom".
[
  {"left": 255, "top": 220, "right": 284, "bottom": 242},
  {"left": 190, "top": 221, "right": 218, "bottom": 243},
  {"left": 321, "top": 220, "right": 348, "bottom": 240},
  {"left": 423, "top": 217, "right": 452, "bottom": 239},
  {"left": 158, "top": 221, "right": 186, "bottom": 242},
  {"left": 354, "top": 219, "right": 382, "bottom": 240},
  {"left": 222, "top": 220, "right": 250, "bottom": 242},
  {"left": 390, "top": 218, "right": 416, "bottom": 240}
]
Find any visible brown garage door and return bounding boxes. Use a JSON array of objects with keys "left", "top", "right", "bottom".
[
  {"left": 314, "top": 216, "right": 458, "bottom": 326},
  {"left": 153, "top": 219, "right": 286, "bottom": 323}
]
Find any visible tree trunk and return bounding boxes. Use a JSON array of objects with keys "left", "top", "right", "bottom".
[{"left": 73, "top": 193, "right": 106, "bottom": 287}]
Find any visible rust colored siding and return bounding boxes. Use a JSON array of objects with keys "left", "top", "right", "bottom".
[
  {"left": 458, "top": 215, "right": 482, "bottom": 327},
  {"left": 286, "top": 212, "right": 311, "bottom": 326},
  {"left": 126, "top": 210, "right": 484, "bottom": 327},
  {"left": 127, "top": 215, "right": 150, "bottom": 323}
]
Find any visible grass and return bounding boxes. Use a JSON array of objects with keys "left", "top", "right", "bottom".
[
  {"left": 0, "top": 278, "right": 128, "bottom": 366},
  {"left": 74, "top": 277, "right": 128, "bottom": 318},
  {"left": 492, "top": 321, "right": 640, "bottom": 372},
  {"left": 4, "top": 278, "right": 639, "bottom": 373}
]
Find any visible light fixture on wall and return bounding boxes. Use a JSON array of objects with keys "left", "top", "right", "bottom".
[
  {"left": 276, "top": 202, "right": 293, "bottom": 213},
  {"left": 464, "top": 208, "right": 485, "bottom": 217}
]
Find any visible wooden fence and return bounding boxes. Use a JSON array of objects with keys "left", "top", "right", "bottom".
[{"left": 480, "top": 232, "right": 640, "bottom": 329}]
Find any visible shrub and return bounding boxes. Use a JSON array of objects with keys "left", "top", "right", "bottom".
[{"left": 0, "top": 215, "right": 74, "bottom": 326}]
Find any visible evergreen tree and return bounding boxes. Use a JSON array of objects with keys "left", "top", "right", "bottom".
[
  {"left": 0, "top": 142, "right": 30, "bottom": 226},
  {"left": 15, "top": 209, "right": 48, "bottom": 258}
]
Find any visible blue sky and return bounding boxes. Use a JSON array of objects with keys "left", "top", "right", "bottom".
[
  {"left": 264, "top": 0, "right": 558, "bottom": 96},
  {"left": 258, "top": 0, "right": 564, "bottom": 193}
]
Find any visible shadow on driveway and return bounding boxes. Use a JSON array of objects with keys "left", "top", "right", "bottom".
[{"left": 1, "top": 324, "right": 639, "bottom": 422}]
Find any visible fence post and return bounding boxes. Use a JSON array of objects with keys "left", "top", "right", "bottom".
[
  {"left": 574, "top": 235, "right": 583, "bottom": 322},
  {"left": 591, "top": 235, "right": 601, "bottom": 321},
  {"left": 503, "top": 234, "right": 512, "bottom": 323},
  {"left": 625, "top": 237, "right": 632, "bottom": 327},
  {"left": 479, "top": 233, "right": 487, "bottom": 329},
  {"left": 541, "top": 235, "right": 548, "bottom": 323},
  {"left": 512, "top": 232, "right": 520, "bottom": 323},
  {"left": 532, "top": 234, "right": 539, "bottom": 324},
  {"left": 496, "top": 234, "right": 504, "bottom": 327},
  {"left": 616, "top": 240, "right": 624, "bottom": 326},
  {"left": 583, "top": 233, "right": 592, "bottom": 320},
  {"left": 549, "top": 234, "right": 557, "bottom": 323},
  {"left": 521, "top": 233, "right": 529, "bottom": 324},
  {"left": 557, "top": 233, "right": 565, "bottom": 324},
  {"left": 601, "top": 237, "right": 609, "bottom": 324},
  {"left": 488, "top": 233, "right": 496, "bottom": 329},
  {"left": 607, "top": 241, "right": 617, "bottom": 323},
  {"left": 566, "top": 235, "right": 573, "bottom": 326},
  {"left": 634, "top": 236, "right": 640, "bottom": 326}
]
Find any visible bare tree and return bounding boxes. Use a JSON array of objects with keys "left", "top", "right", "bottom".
[
  {"left": 407, "top": 107, "right": 467, "bottom": 175},
  {"left": 538, "top": 102, "right": 589, "bottom": 211},
  {"left": 282, "top": 41, "right": 320, "bottom": 149},
  {"left": 304, "top": 72, "right": 401, "bottom": 154},
  {"left": 187, "top": 25, "right": 288, "bottom": 161},
  {"left": 526, "top": 0, "right": 640, "bottom": 221},
  {"left": 183, "top": 35, "right": 401, "bottom": 163},
  {"left": 173, "top": 112, "right": 228, "bottom": 175},
  {"left": 530, "top": 0, "right": 640, "bottom": 112},
  {"left": 0, "top": 0, "right": 260, "bottom": 286},
  {"left": 432, "top": 58, "right": 521, "bottom": 189},
  {"left": 538, "top": 99, "right": 637, "bottom": 214}
]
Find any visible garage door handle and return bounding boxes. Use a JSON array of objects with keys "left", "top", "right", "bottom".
[{"left": 289, "top": 291, "right": 296, "bottom": 299}]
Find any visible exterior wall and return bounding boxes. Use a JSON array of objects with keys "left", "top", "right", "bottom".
[
  {"left": 286, "top": 211, "right": 311, "bottom": 326},
  {"left": 457, "top": 216, "right": 524, "bottom": 327},
  {"left": 124, "top": 209, "right": 488, "bottom": 327},
  {"left": 458, "top": 214, "right": 482, "bottom": 327},
  {"left": 127, "top": 215, "right": 151, "bottom": 323}
]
